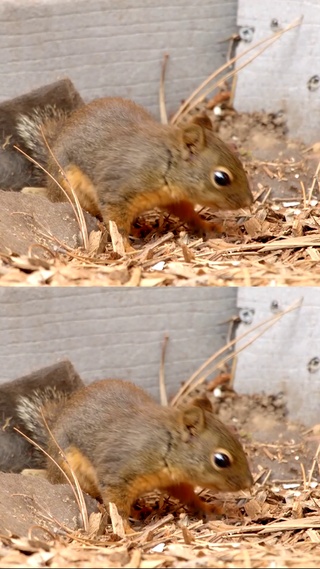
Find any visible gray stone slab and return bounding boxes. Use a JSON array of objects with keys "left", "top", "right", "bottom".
[
  {"left": 0, "top": 288, "right": 237, "bottom": 402},
  {"left": 235, "top": 0, "right": 320, "bottom": 142},
  {"left": 0, "top": 472, "right": 98, "bottom": 536},
  {"left": 0, "top": 190, "right": 98, "bottom": 257},
  {"left": 0, "top": 0, "right": 238, "bottom": 119},
  {"left": 235, "top": 288, "right": 320, "bottom": 426}
]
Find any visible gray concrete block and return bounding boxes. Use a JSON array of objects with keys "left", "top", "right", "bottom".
[{"left": 0, "top": 0, "right": 238, "bottom": 118}]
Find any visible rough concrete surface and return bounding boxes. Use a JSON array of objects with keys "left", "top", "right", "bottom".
[
  {"left": 0, "top": 472, "right": 98, "bottom": 537},
  {"left": 0, "top": 190, "right": 98, "bottom": 257}
]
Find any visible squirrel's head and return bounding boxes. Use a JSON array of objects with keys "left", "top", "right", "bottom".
[
  {"left": 173, "top": 114, "right": 253, "bottom": 211},
  {"left": 172, "top": 395, "right": 254, "bottom": 493}
]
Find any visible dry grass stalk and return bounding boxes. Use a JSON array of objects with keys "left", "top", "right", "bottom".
[
  {"left": 159, "top": 53, "right": 169, "bottom": 125},
  {"left": 27, "top": 242, "right": 56, "bottom": 260},
  {"left": 27, "top": 524, "right": 56, "bottom": 543}
]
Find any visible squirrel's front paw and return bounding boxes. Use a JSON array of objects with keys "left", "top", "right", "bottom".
[
  {"left": 186, "top": 218, "right": 224, "bottom": 240},
  {"left": 190, "top": 499, "right": 224, "bottom": 521},
  {"left": 200, "top": 220, "right": 224, "bottom": 240}
]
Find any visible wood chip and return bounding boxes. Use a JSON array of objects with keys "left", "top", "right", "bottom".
[
  {"left": 109, "top": 220, "right": 126, "bottom": 256},
  {"left": 109, "top": 502, "right": 126, "bottom": 538}
]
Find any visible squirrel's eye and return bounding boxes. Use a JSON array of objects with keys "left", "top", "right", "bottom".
[
  {"left": 212, "top": 449, "right": 233, "bottom": 470},
  {"left": 211, "top": 167, "right": 233, "bottom": 189}
]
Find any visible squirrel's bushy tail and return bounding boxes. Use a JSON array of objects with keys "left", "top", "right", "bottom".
[
  {"left": 16, "top": 105, "right": 69, "bottom": 183},
  {"left": 15, "top": 386, "right": 69, "bottom": 467}
]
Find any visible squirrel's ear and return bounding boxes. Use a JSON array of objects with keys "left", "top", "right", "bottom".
[
  {"left": 180, "top": 113, "right": 212, "bottom": 156},
  {"left": 189, "top": 394, "right": 213, "bottom": 413},
  {"left": 190, "top": 113, "right": 213, "bottom": 131},
  {"left": 180, "top": 123, "right": 206, "bottom": 155},
  {"left": 179, "top": 397, "right": 212, "bottom": 439}
]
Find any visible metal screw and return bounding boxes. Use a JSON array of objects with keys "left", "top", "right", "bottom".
[
  {"left": 270, "top": 300, "right": 280, "bottom": 313},
  {"left": 239, "top": 26, "right": 255, "bottom": 43},
  {"left": 239, "top": 308, "right": 255, "bottom": 325},
  {"left": 270, "top": 18, "right": 279, "bottom": 31},
  {"left": 307, "top": 75, "right": 320, "bottom": 92},
  {"left": 307, "top": 357, "right": 320, "bottom": 373}
]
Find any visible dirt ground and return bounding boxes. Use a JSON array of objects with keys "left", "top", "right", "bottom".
[
  {"left": 1, "top": 106, "right": 320, "bottom": 287},
  {"left": 0, "top": 387, "right": 319, "bottom": 569}
]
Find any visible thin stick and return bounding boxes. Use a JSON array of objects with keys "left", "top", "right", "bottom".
[
  {"left": 159, "top": 53, "right": 169, "bottom": 125},
  {"left": 170, "top": 16, "right": 302, "bottom": 125},
  {"left": 159, "top": 334, "right": 169, "bottom": 406},
  {"left": 170, "top": 297, "right": 302, "bottom": 406}
]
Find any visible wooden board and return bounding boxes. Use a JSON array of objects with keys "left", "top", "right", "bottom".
[
  {"left": 0, "top": 288, "right": 237, "bottom": 402},
  {"left": 0, "top": 0, "right": 238, "bottom": 119}
]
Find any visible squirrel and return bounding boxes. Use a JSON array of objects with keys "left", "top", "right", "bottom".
[
  {"left": 45, "top": 378, "right": 253, "bottom": 533},
  {"left": 16, "top": 97, "right": 253, "bottom": 250}
]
